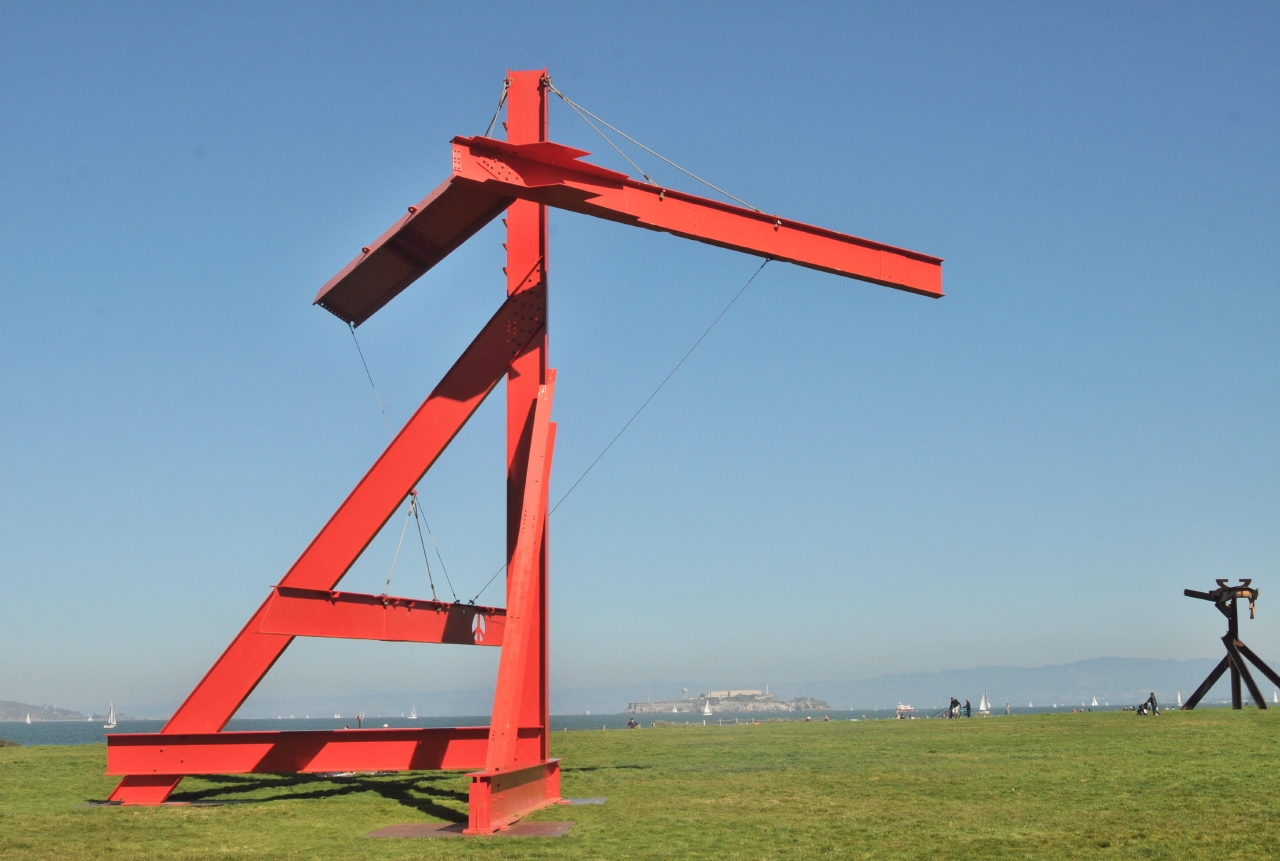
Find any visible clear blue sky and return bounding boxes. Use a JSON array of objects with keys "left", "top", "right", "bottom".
[{"left": 2, "top": 2, "right": 1277, "bottom": 716}]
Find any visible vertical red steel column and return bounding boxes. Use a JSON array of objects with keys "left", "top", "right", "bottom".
[{"left": 502, "top": 69, "right": 550, "bottom": 762}]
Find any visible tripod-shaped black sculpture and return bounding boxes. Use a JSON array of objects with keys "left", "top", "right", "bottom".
[{"left": 1182, "top": 580, "right": 1280, "bottom": 710}]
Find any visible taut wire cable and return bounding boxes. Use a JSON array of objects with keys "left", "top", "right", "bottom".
[
  {"left": 469, "top": 258, "right": 771, "bottom": 603},
  {"left": 543, "top": 78, "right": 760, "bottom": 212}
]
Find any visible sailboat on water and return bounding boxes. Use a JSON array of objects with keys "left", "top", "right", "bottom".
[
  {"left": 1274, "top": 690, "right": 1278, "bottom": 705},
  {"left": 1177, "top": 691, "right": 1183, "bottom": 707},
  {"left": 25, "top": 713, "right": 31, "bottom": 725},
  {"left": 1091, "top": 697, "right": 1099, "bottom": 707},
  {"left": 103, "top": 704, "right": 116, "bottom": 729},
  {"left": 409, "top": 706, "right": 417, "bottom": 720},
  {"left": 978, "top": 692, "right": 991, "bottom": 715},
  {"left": 703, "top": 699, "right": 713, "bottom": 717}
]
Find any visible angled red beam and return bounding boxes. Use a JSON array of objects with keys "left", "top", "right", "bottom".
[
  {"left": 486, "top": 373, "right": 556, "bottom": 772},
  {"left": 139, "top": 285, "right": 545, "bottom": 738},
  {"left": 315, "top": 178, "right": 511, "bottom": 326},
  {"left": 258, "top": 587, "right": 506, "bottom": 646},
  {"left": 106, "top": 727, "right": 543, "bottom": 777},
  {"left": 451, "top": 136, "right": 943, "bottom": 298}
]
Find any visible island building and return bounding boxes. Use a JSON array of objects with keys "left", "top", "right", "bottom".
[{"left": 625, "top": 689, "right": 829, "bottom": 715}]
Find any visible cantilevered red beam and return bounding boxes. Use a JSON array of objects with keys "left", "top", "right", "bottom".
[
  {"left": 315, "top": 137, "right": 942, "bottom": 326},
  {"left": 258, "top": 587, "right": 506, "bottom": 646}
]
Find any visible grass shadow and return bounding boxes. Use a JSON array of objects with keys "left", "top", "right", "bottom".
[{"left": 166, "top": 772, "right": 468, "bottom": 822}]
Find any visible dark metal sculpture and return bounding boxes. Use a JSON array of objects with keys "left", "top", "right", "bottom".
[{"left": 1182, "top": 580, "right": 1280, "bottom": 710}]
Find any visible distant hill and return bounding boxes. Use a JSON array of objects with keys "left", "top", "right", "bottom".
[
  {"left": 143, "top": 657, "right": 1263, "bottom": 719},
  {"left": 0, "top": 701, "right": 123, "bottom": 722},
  {"left": 772, "top": 657, "right": 1238, "bottom": 712}
]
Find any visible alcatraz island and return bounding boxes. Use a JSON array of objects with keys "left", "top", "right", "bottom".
[{"left": 625, "top": 689, "right": 829, "bottom": 715}]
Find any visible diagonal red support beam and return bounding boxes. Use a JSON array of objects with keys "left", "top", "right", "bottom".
[
  {"left": 108, "top": 284, "right": 546, "bottom": 804},
  {"left": 258, "top": 587, "right": 506, "bottom": 646}
]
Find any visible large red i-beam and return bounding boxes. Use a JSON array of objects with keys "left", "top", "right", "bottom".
[{"left": 106, "top": 70, "right": 943, "bottom": 832}]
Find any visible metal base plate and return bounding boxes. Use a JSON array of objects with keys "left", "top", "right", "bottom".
[{"left": 366, "top": 821, "right": 573, "bottom": 838}]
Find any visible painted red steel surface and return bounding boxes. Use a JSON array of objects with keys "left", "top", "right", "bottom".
[
  {"left": 257, "top": 587, "right": 506, "bottom": 646},
  {"left": 109, "top": 68, "right": 941, "bottom": 826},
  {"left": 108, "top": 278, "right": 547, "bottom": 803},
  {"left": 465, "top": 759, "right": 562, "bottom": 834},
  {"left": 487, "top": 373, "right": 555, "bottom": 771},
  {"left": 315, "top": 177, "right": 511, "bottom": 326},
  {"left": 312, "top": 131, "right": 942, "bottom": 326},
  {"left": 450, "top": 136, "right": 943, "bottom": 298},
  {"left": 106, "top": 727, "right": 533, "bottom": 775}
]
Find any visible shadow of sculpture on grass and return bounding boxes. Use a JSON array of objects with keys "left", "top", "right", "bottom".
[{"left": 165, "top": 772, "right": 469, "bottom": 821}]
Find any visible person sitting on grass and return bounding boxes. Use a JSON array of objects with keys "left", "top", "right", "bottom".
[{"left": 626, "top": 718, "right": 639, "bottom": 729}]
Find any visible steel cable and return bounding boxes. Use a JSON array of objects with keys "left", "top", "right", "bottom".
[
  {"left": 543, "top": 79, "right": 760, "bottom": 212},
  {"left": 469, "top": 259, "right": 770, "bottom": 603}
]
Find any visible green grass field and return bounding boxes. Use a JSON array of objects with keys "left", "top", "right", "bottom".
[{"left": 2, "top": 710, "right": 1277, "bottom": 859}]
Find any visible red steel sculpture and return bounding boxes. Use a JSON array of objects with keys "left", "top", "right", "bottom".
[{"left": 105, "top": 70, "right": 944, "bottom": 832}]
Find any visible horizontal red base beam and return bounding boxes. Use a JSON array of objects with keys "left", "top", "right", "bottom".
[
  {"left": 259, "top": 587, "right": 505, "bottom": 646},
  {"left": 106, "top": 727, "right": 543, "bottom": 777},
  {"left": 465, "top": 759, "right": 561, "bottom": 834}
]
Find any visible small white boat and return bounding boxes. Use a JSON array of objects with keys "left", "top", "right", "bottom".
[
  {"left": 87, "top": 713, "right": 93, "bottom": 722},
  {"left": 25, "top": 713, "right": 32, "bottom": 725},
  {"left": 585, "top": 710, "right": 591, "bottom": 716},
  {"left": 103, "top": 704, "right": 116, "bottom": 729},
  {"left": 1177, "top": 691, "right": 1183, "bottom": 707},
  {"left": 702, "top": 699, "right": 713, "bottom": 717},
  {"left": 335, "top": 713, "right": 341, "bottom": 719},
  {"left": 409, "top": 706, "right": 417, "bottom": 720},
  {"left": 1028, "top": 702, "right": 1033, "bottom": 708},
  {"left": 1091, "top": 697, "right": 1098, "bottom": 707},
  {"left": 1273, "top": 690, "right": 1278, "bottom": 705},
  {"left": 978, "top": 692, "right": 991, "bottom": 715}
]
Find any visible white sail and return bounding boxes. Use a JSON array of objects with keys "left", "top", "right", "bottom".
[
  {"left": 1091, "top": 697, "right": 1098, "bottom": 707},
  {"left": 1274, "top": 690, "right": 1278, "bottom": 704},
  {"left": 409, "top": 706, "right": 417, "bottom": 720},
  {"left": 1028, "top": 702, "right": 1033, "bottom": 708},
  {"left": 104, "top": 704, "right": 116, "bottom": 729},
  {"left": 978, "top": 692, "right": 991, "bottom": 713},
  {"left": 1176, "top": 691, "right": 1183, "bottom": 707},
  {"left": 25, "top": 713, "right": 31, "bottom": 724},
  {"left": 702, "top": 699, "right": 713, "bottom": 716}
]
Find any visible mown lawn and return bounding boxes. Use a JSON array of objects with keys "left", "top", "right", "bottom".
[{"left": 1, "top": 709, "right": 1277, "bottom": 859}]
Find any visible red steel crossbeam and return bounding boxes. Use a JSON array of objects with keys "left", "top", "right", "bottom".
[
  {"left": 106, "top": 727, "right": 540, "bottom": 776},
  {"left": 258, "top": 587, "right": 506, "bottom": 646},
  {"left": 315, "top": 135, "right": 941, "bottom": 327}
]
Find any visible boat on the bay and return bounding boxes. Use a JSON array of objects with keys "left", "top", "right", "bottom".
[
  {"left": 702, "top": 699, "right": 713, "bottom": 717},
  {"left": 409, "top": 706, "right": 417, "bottom": 720},
  {"left": 103, "top": 704, "right": 116, "bottom": 729}
]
